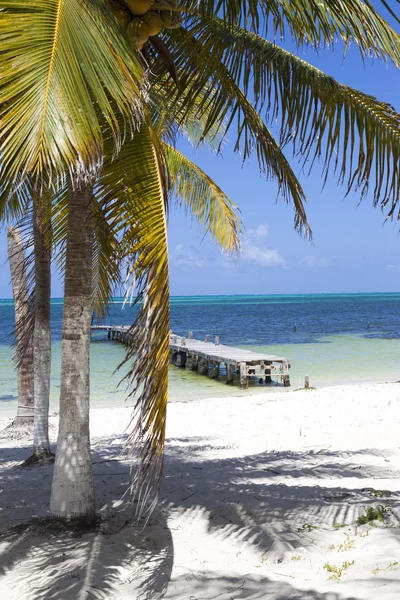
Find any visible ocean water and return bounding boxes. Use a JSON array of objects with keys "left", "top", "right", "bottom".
[{"left": 1, "top": 293, "right": 400, "bottom": 414}]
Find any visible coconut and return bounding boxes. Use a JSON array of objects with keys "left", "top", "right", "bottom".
[
  {"left": 126, "top": 0, "right": 152, "bottom": 16},
  {"left": 126, "top": 18, "right": 152, "bottom": 46},
  {"left": 111, "top": 8, "right": 130, "bottom": 28},
  {"left": 140, "top": 11, "right": 163, "bottom": 36},
  {"left": 160, "top": 11, "right": 182, "bottom": 29}
]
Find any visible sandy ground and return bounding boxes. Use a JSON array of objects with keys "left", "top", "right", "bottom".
[{"left": 1, "top": 381, "right": 400, "bottom": 599}]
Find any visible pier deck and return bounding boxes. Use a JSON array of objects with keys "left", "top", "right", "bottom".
[
  {"left": 170, "top": 334, "right": 290, "bottom": 388},
  {"left": 91, "top": 326, "right": 291, "bottom": 388}
]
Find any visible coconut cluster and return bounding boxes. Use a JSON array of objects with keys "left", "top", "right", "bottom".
[{"left": 108, "top": 1, "right": 182, "bottom": 50}]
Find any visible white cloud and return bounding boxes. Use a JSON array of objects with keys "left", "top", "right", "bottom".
[
  {"left": 385, "top": 264, "right": 400, "bottom": 273},
  {"left": 300, "top": 255, "right": 329, "bottom": 269},
  {"left": 248, "top": 224, "right": 269, "bottom": 240},
  {"left": 173, "top": 244, "right": 208, "bottom": 271},
  {"left": 240, "top": 223, "right": 284, "bottom": 268},
  {"left": 242, "top": 245, "right": 284, "bottom": 267}
]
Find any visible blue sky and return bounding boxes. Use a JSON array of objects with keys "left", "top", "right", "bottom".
[{"left": 1, "top": 22, "right": 400, "bottom": 298}]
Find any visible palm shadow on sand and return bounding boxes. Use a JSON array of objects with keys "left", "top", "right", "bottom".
[{"left": 0, "top": 431, "right": 399, "bottom": 599}]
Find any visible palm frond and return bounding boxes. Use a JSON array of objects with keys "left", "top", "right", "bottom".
[
  {"left": 201, "top": 19, "right": 400, "bottom": 214},
  {"left": 197, "top": 0, "right": 400, "bottom": 65},
  {"left": 0, "top": 0, "right": 144, "bottom": 184},
  {"left": 97, "top": 124, "right": 170, "bottom": 520},
  {"left": 160, "top": 27, "right": 310, "bottom": 235},
  {"left": 163, "top": 142, "right": 242, "bottom": 252},
  {"left": 149, "top": 77, "right": 226, "bottom": 151}
]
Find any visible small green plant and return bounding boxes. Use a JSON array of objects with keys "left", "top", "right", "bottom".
[
  {"left": 338, "top": 535, "right": 356, "bottom": 552},
  {"left": 333, "top": 522, "right": 347, "bottom": 529},
  {"left": 291, "top": 555, "right": 301, "bottom": 561},
  {"left": 294, "top": 386, "right": 317, "bottom": 391},
  {"left": 356, "top": 505, "right": 392, "bottom": 525},
  {"left": 296, "top": 523, "right": 319, "bottom": 532},
  {"left": 359, "top": 529, "right": 370, "bottom": 538},
  {"left": 364, "top": 488, "right": 391, "bottom": 498},
  {"left": 324, "top": 560, "right": 355, "bottom": 581},
  {"left": 372, "top": 561, "right": 398, "bottom": 575}
]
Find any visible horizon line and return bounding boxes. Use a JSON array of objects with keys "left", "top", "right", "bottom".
[{"left": 1, "top": 291, "right": 400, "bottom": 302}]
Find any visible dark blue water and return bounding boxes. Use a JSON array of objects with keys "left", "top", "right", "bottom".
[
  {"left": 1, "top": 293, "right": 400, "bottom": 347},
  {"left": 1, "top": 294, "right": 400, "bottom": 408}
]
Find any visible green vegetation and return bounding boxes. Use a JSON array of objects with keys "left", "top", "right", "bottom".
[
  {"left": 372, "top": 561, "right": 398, "bottom": 575},
  {"left": 356, "top": 505, "right": 392, "bottom": 525},
  {"left": 324, "top": 560, "right": 355, "bottom": 581},
  {"left": 338, "top": 535, "right": 356, "bottom": 552},
  {"left": 294, "top": 387, "right": 317, "bottom": 391},
  {"left": 364, "top": 488, "right": 391, "bottom": 498},
  {"left": 3, "top": 0, "right": 400, "bottom": 526},
  {"left": 296, "top": 523, "right": 319, "bottom": 533}
]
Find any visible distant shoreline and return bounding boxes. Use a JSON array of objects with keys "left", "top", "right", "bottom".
[{"left": 1, "top": 290, "right": 400, "bottom": 302}]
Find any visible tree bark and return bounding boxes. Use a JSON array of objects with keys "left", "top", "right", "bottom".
[
  {"left": 7, "top": 226, "right": 34, "bottom": 423},
  {"left": 50, "top": 183, "right": 95, "bottom": 522},
  {"left": 32, "top": 197, "right": 52, "bottom": 458}
]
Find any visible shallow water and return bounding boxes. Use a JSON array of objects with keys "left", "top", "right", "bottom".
[{"left": 1, "top": 293, "right": 400, "bottom": 414}]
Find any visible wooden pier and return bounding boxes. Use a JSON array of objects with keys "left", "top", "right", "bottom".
[
  {"left": 91, "top": 326, "right": 291, "bottom": 388},
  {"left": 91, "top": 324, "right": 134, "bottom": 345}
]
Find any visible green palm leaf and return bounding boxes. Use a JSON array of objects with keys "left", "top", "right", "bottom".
[
  {"left": 97, "top": 124, "right": 169, "bottom": 519},
  {"left": 160, "top": 27, "right": 311, "bottom": 235},
  {"left": 164, "top": 19, "right": 400, "bottom": 218},
  {"left": 163, "top": 142, "right": 242, "bottom": 252},
  {"left": 94, "top": 123, "right": 241, "bottom": 517},
  {"left": 198, "top": 0, "right": 400, "bottom": 65},
  {"left": 0, "top": 0, "right": 144, "bottom": 183}
]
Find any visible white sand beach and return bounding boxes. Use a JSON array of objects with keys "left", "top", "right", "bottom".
[{"left": 1, "top": 381, "right": 400, "bottom": 599}]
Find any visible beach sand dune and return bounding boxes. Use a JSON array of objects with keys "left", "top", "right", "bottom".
[{"left": 1, "top": 382, "right": 400, "bottom": 599}]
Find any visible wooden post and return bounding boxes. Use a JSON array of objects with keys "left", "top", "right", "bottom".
[
  {"left": 226, "top": 363, "right": 234, "bottom": 385},
  {"left": 304, "top": 375, "right": 309, "bottom": 389},
  {"left": 265, "top": 362, "right": 272, "bottom": 384},
  {"left": 205, "top": 334, "right": 210, "bottom": 343},
  {"left": 212, "top": 362, "right": 219, "bottom": 379},
  {"left": 215, "top": 335, "right": 220, "bottom": 345},
  {"left": 200, "top": 360, "right": 208, "bottom": 375},
  {"left": 112, "top": 330, "right": 116, "bottom": 340},
  {"left": 191, "top": 355, "right": 198, "bottom": 371},
  {"left": 283, "top": 374, "right": 290, "bottom": 387},
  {"left": 107, "top": 328, "right": 111, "bottom": 339},
  {"left": 239, "top": 362, "right": 248, "bottom": 389}
]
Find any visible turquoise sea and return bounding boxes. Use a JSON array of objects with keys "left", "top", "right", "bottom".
[{"left": 1, "top": 293, "right": 400, "bottom": 414}]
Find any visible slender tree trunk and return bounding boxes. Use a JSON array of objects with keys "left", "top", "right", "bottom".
[
  {"left": 32, "top": 197, "right": 52, "bottom": 459},
  {"left": 50, "top": 183, "right": 95, "bottom": 522},
  {"left": 7, "top": 226, "right": 34, "bottom": 424}
]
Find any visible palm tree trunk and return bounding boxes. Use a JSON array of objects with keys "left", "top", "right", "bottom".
[
  {"left": 50, "top": 183, "right": 95, "bottom": 522},
  {"left": 7, "top": 226, "right": 34, "bottom": 424},
  {"left": 32, "top": 197, "right": 52, "bottom": 458}
]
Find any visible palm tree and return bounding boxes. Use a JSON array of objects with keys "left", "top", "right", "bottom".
[
  {"left": 32, "top": 194, "right": 53, "bottom": 461},
  {"left": 108, "top": 0, "right": 400, "bottom": 518},
  {"left": 48, "top": 119, "right": 241, "bottom": 520},
  {"left": 2, "top": 0, "right": 400, "bottom": 522},
  {"left": 0, "top": 0, "right": 146, "bottom": 521},
  {"left": 6, "top": 226, "right": 34, "bottom": 426}
]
